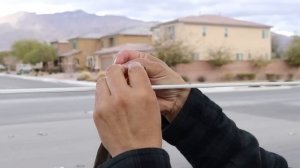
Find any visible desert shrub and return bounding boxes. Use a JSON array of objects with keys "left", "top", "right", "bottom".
[
  {"left": 77, "top": 71, "right": 93, "bottom": 81},
  {"left": 48, "top": 67, "right": 61, "bottom": 74},
  {"left": 286, "top": 36, "right": 300, "bottom": 67},
  {"left": 236, "top": 73, "right": 256, "bottom": 81},
  {"left": 197, "top": 76, "right": 206, "bottom": 82},
  {"left": 208, "top": 47, "right": 232, "bottom": 67},
  {"left": 286, "top": 74, "right": 294, "bottom": 81},
  {"left": 223, "top": 73, "right": 235, "bottom": 81},
  {"left": 266, "top": 73, "right": 281, "bottom": 82},
  {"left": 251, "top": 58, "right": 271, "bottom": 68}
]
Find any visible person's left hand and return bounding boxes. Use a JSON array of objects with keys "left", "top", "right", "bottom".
[{"left": 93, "top": 62, "right": 162, "bottom": 157}]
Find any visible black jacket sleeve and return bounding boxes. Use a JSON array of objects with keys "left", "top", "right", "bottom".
[
  {"left": 162, "top": 88, "right": 288, "bottom": 168},
  {"left": 95, "top": 148, "right": 171, "bottom": 168}
]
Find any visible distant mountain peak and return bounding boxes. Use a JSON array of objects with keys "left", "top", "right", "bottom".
[{"left": 0, "top": 10, "right": 156, "bottom": 51}]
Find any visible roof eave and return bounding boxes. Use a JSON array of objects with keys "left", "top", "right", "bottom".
[{"left": 180, "top": 21, "right": 272, "bottom": 29}]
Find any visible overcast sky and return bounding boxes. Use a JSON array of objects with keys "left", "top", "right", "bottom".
[{"left": 0, "top": 0, "right": 299, "bottom": 35}]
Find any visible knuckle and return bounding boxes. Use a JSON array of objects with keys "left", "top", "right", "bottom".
[
  {"left": 113, "top": 96, "right": 127, "bottom": 107},
  {"left": 106, "top": 64, "right": 122, "bottom": 74},
  {"left": 137, "top": 89, "right": 156, "bottom": 102}
]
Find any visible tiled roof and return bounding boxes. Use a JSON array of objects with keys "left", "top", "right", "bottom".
[
  {"left": 103, "top": 26, "right": 152, "bottom": 37},
  {"left": 153, "top": 15, "right": 271, "bottom": 29},
  {"left": 58, "top": 49, "right": 81, "bottom": 57},
  {"left": 95, "top": 43, "right": 153, "bottom": 56}
]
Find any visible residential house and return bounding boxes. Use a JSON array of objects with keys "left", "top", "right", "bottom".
[
  {"left": 67, "top": 36, "right": 102, "bottom": 70},
  {"left": 94, "top": 43, "right": 153, "bottom": 70},
  {"left": 50, "top": 40, "right": 71, "bottom": 71},
  {"left": 151, "top": 15, "right": 272, "bottom": 61},
  {"left": 91, "top": 26, "right": 153, "bottom": 71}
]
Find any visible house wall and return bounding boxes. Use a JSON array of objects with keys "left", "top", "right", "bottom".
[
  {"left": 101, "top": 35, "right": 152, "bottom": 48},
  {"left": 51, "top": 42, "right": 71, "bottom": 55},
  {"left": 100, "top": 54, "right": 114, "bottom": 71},
  {"left": 153, "top": 23, "right": 271, "bottom": 61},
  {"left": 70, "top": 38, "right": 101, "bottom": 69},
  {"left": 175, "top": 60, "right": 300, "bottom": 82}
]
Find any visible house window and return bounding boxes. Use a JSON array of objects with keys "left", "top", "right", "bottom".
[
  {"left": 72, "top": 40, "right": 77, "bottom": 49},
  {"left": 262, "top": 30, "right": 269, "bottom": 39},
  {"left": 236, "top": 53, "right": 244, "bottom": 60},
  {"left": 54, "top": 60, "right": 59, "bottom": 66},
  {"left": 165, "top": 26, "right": 175, "bottom": 40},
  {"left": 248, "top": 53, "right": 252, "bottom": 60},
  {"left": 224, "top": 27, "right": 228, "bottom": 37},
  {"left": 109, "top": 37, "right": 115, "bottom": 47},
  {"left": 192, "top": 53, "right": 199, "bottom": 60},
  {"left": 202, "top": 26, "right": 207, "bottom": 37}
]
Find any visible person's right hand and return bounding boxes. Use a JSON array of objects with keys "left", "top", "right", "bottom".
[{"left": 114, "top": 50, "right": 191, "bottom": 122}]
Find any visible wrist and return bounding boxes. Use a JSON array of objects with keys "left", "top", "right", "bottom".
[{"left": 165, "top": 88, "right": 190, "bottom": 122}]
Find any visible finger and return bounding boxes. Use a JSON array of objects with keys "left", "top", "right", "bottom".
[
  {"left": 95, "top": 76, "right": 110, "bottom": 103},
  {"left": 114, "top": 50, "right": 141, "bottom": 64},
  {"left": 125, "top": 58, "right": 165, "bottom": 79},
  {"left": 127, "top": 61, "right": 152, "bottom": 89},
  {"left": 105, "top": 64, "right": 128, "bottom": 94},
  {"left": 114, "top": 50, "right": 163, "bottom": 64}
]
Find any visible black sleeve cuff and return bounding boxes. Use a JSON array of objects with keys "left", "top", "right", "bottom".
[
  {"left": 161, "top": 88, "right": 288, "bottom": 168},
  {"left": 162, "top": 88, "right": 224, "bottom": 145},
  {"left": 162, "top": 88, "right": 240, "bottom": 166},
  {"left": 99, "top": 148, "right": 171, "bottom": 168}
]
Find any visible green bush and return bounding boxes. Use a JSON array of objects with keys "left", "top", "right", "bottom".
[
  {"left": 286, "top": 36, "right": 300, "bottom": 67},
  {"left": 236, "top": 73, "right": 256, "bottom": 81},
  {"left": 208, "top": 47, "right": 232, "bottom": 67},
  {"left": 266, "top": 74, "right": 281, "bottom": 82},
  {"left": 251, "top": 58, "right": 271, "bottom": 68},
  {"left": 223, "top": 73, "right": 235, "bottom": 81},
  {"left": 48, "top": 67, "right": 61, "bottom": 74}
]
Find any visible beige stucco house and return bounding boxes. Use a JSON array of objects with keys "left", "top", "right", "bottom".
[
  {"left": 67, "top": 37, "right": 102, "bottom": 69},
  {"left": 151, "top": 15, "right": 272, "bottom": 61},
  {"left": 93, "top": 43, "right": 153, "bottom": 70},
  {"left": 91, "top": 26, "right": 153, "bottom": 71}
]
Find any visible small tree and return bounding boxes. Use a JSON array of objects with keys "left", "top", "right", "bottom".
[
  {"left": 12, "top": 40, "right": 57, "bottom": 70},
  {"left": 271, "top": 34, "right": 281, "bottom": 58},
  {"left": 286, "top": 36, "right": 300, "bottom": 67},
  {"left": 154, "top": 40, "right": 193, "bottom": 67},
  {"left": 208, "top": 47, "right": 231, "bottom": 67}
]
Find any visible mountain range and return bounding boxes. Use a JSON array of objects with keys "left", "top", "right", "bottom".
[
  {"left": 0, "top": 10, "right": 293, "bottom": 52},
  {"left": 0, "top": 10, "right": 156, "bottom": 51}
]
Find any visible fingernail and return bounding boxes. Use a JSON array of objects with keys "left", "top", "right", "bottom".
[
  {"left": 128, "top": 61, "right": 141, "bottom": 68},
  {"left": 113, "top": 54, "right": 118, "bottom": 64}
]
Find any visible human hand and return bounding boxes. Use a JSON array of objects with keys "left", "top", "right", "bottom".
[
  {"left": 114, "top": 50, "right": 191, "bottom": 122},
  {"left": 93, "top": 62, "right": 162, "bottom": 157}
]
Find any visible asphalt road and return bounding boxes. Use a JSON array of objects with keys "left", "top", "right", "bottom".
[
  {"left": 0, "top": 75, "right": 299, "bottom": 168},
  {"left": 0, "top": 75, "right": 81, "bottom": 89}
]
